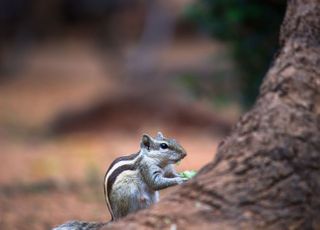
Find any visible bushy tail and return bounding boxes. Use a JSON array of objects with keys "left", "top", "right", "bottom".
[{"left": 53, "top": 220, "right": 110, "bottom": 230}]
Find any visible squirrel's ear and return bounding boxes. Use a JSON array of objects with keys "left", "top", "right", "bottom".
[
  {"left": 156, "top": 132, "right": 164, "bottom": 140},
  {"left": 141, "top": 134, "right": 152, "bottom": 149}
]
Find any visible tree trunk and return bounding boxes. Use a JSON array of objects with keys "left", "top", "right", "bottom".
[{"left": 101, "top": 1, "right": 320, "bottom": 229}]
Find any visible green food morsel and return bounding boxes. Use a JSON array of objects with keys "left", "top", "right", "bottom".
[{"left": 179, "top": 170, "right": 197, "bottom": 179}]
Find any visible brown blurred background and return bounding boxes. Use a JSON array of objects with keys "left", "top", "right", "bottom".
[{"left": 0, "top": 0, "right": 285, "bottom": 229}]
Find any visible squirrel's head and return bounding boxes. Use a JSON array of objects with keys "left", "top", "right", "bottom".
[{"left": 140, "top": 132, "right": 187, "bottom": 164}]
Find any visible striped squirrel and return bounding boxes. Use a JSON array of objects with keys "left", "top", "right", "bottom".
[
  {"left": 104, "top": 132, "right": 187, "bottom": 220},
  {"left": 53, "top": 132, "right": 186, "bottom": 229}
]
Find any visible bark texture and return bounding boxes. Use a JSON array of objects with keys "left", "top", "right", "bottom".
[{"left": 101, "top": 1, "right": 320, "bottom": 229}]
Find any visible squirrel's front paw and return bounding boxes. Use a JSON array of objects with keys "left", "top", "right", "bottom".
[{"left": 176, "top": 177, "right": 188, "bottom": 184}]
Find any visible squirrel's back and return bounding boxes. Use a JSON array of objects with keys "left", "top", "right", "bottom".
[{"left": 104, "top": 151, "right": 141, "bottom": 220}]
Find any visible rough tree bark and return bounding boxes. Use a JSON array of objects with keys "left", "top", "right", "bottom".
[{"left": 99, "top": 1, "right": 320, "bottom": 229}]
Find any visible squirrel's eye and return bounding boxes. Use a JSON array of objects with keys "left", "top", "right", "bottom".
[{"left": 160, "top": 143, "right": 168, "bottom": 149}]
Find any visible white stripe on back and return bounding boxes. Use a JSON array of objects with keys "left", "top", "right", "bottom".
[{"left": 104, "top": 152, "right": 142, "bottom": 219}]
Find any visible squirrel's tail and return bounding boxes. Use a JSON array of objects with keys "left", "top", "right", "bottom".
[{"left": 52, "top": 220, "right": 111, "bottom": 230}]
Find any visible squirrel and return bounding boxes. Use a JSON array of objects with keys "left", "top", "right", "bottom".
[
  {"left": 53, "top": 132, "right": 187, "bottom": 229},
  {"left": 104, "top": 132, "right": 187, "bottom": 220}
]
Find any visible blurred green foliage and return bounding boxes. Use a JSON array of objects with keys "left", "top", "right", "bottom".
[
  {"left": 177, "top": 72, "right": 236, "bottom": 109},
  {"left": 186, "top": 0, "right": 286, "bottom": 107}
]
